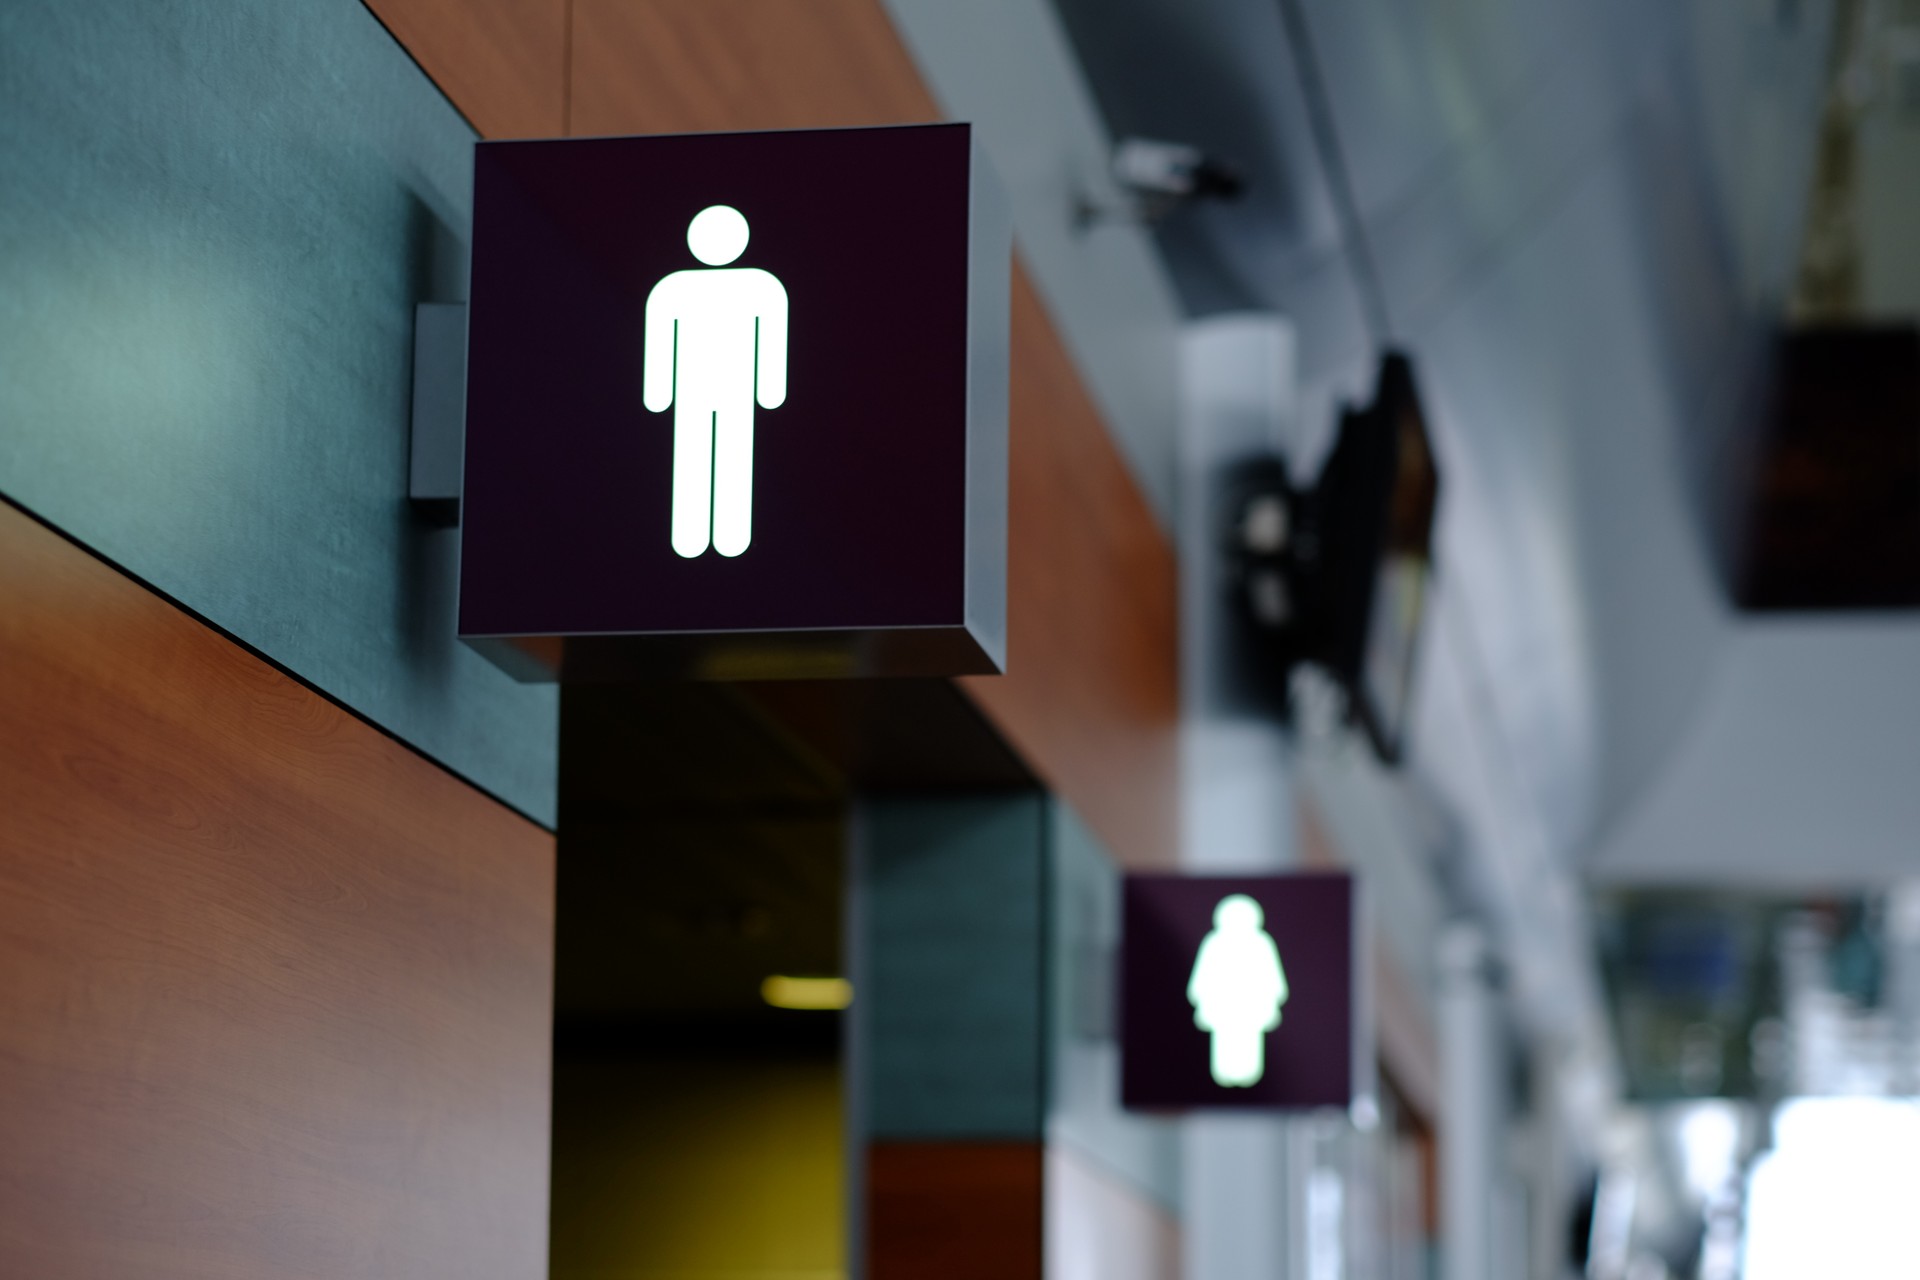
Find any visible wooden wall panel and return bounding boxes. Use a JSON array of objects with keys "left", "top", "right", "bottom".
[
  {"left": 0, "top": 502, "right": 556, "bottom": 1280},
  {"left": 363, "top": 0, "right": 569, "bottom": 137},
  {"left": 362, "top": 0, "right": 1181, "bottom": 865},
  {"left": 570, "top": 0, "right": 939, "bottom": 133},
  {"left": 868, "top": 1142, "right": 1044, "bottom": 1280},
  {"left": 960, "top": 277, "right": 1179, "bottom": 866}
]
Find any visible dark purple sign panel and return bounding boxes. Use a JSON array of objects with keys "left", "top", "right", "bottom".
[
  {"left": 459, "top": 124, "right": 1008, "bottom": 681},
  {"left": 1121, "top": 873, "right": 1357, "bottom": 1111}
]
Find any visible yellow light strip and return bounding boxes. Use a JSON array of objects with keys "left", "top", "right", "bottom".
[{"left": 761, "top": 975, "right": 853, "bottom": 1011}]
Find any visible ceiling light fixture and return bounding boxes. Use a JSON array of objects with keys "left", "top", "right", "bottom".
[{"left": 761, "top": 975, "right": 853, "bottom": 1011}]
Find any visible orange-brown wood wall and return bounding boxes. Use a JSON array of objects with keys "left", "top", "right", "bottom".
[
  {"left": 364, "top": 0, "right": 1181, "bottom": 871},
  {"left": 868, "top": 1143, "right": 1044, "bottom": 1280},
  {"left": 0, "top": 501, "right": 556, "bottom": 1280}
]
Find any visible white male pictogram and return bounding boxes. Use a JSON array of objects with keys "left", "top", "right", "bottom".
[
  {"left": 644, "top": 205, "right": 789, "bottom": 558},
  {"left": 1187, "top": 894, "right": 1290, "bottom": 1087}
]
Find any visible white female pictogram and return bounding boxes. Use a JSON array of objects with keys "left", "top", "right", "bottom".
[
  {"left": 643, "top": 205, "right": 790, "bottom": 558},
  {"left": 1187, "top": 894, "right": 1290, "bottom": 1086}
]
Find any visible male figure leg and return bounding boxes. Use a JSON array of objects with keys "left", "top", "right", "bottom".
[
  {"left": 710, "top": 398, "right": 755, "bottom": 558},
  {"left": 671, "top": 403, "right": 715, "bottom": 558}
]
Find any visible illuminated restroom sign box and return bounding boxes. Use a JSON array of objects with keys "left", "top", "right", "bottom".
[
  {"left": 1120, "top": 872, "right": 1360, "bottom": 1111},
  {"left": 458, "top": 124, "right": 1009, "bottom": 680}
]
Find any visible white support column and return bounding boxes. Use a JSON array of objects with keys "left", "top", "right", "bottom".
[
  {"left": 1183, "top": 1115, "right": 1293, "bottom": 1280},
  {"left": 1438, "top": 925, "right": 1499, "bottom": 1280},
  {"left": 1177, "top": 316, "right": 1302, "bottom": 1280}
]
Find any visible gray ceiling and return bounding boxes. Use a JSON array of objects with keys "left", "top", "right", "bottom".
[{"left": 1056, "top": 0, "right": 1920, "bottom": 894}]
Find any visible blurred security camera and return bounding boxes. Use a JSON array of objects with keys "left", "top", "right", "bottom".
[
  {"left": 1112, "top": 137, "right": 1245, "bottom": 202},
  {"left": 1077, "top": 136, "right": 1246, "bottom": 229}
]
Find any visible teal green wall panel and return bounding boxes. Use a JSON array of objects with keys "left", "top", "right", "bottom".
[
  {"left": 0, "top": 0, "right": 557, "bottom": 822},
  {"left": 1048, "top": 802, "right": 1181, "bottom": 1211},
  {"left": 860, "top": 794, "right": 1047, "bottom": 1139},
  {"left": 857, "top": 791, "right": 1185, "bottom": 1206}
]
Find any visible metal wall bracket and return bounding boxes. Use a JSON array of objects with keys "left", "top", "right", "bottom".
[{"left": 409, "top": 302, "right": 466, "bottom": 527}]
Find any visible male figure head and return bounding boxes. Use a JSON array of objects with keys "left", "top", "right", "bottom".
[{"left": 686, "top": 203, "right": 750, "bottom": 265}]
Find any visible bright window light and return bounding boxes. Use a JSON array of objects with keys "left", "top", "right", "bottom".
[
  {"left": 761, "top": 975, "right": 852, "bottom": 1011},
  {"left": 1742, "top": 1098, "right": 1920, "bottom": 1280},
  {"left": 1676, "top": 1100, "right": 1742, "bottom": 1201}
]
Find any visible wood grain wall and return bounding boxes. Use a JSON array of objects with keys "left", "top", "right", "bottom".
[
  {"left": 868, "top": 1142, "right": 1044, "bottom": 1280},
  {"left": 364, "top": 0, "right": 1181, "bottom": 869},
  {"left": 0, "top": 501, "right": 556, "bottom": 1280}
]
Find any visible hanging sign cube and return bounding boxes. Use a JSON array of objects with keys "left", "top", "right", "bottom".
[
  {"left": 1120, "top": 872, "right": 1363, "bottom": 1111},
  {"left": 458, "top": 123, "right": 1009, "bottom": 681}
]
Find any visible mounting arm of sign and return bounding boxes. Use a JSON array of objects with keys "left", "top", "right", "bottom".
[{"left": 408, "top": 302, "right": 467, "bottom": 527}]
